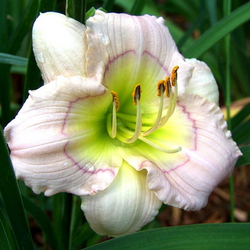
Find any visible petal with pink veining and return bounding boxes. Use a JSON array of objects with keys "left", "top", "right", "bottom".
[
  {"left": 119, "top": 94, "right": 242, "bottom": 210},
  {"left": 86, "top": 10, "right": 193, "bottom": 96},
  {"left": 4, "top": 76, "right": 122, "bottom": 196}
]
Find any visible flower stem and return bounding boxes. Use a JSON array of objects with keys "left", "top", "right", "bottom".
[{"left": 224, "top": 0, "right": 234, "bottom": 223}]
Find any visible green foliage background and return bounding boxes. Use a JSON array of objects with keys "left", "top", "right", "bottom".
[{"left": 0, "top": 0, "right": 250, "bottom": 249}]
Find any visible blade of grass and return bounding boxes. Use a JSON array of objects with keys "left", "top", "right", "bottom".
[
  {"left": 232, "top": 119, "right": 250, "bottom": 145},
  {"left": 84, "top": 223, "right": 250, "bottom": 250},
  {"left": 0, "top": 206, "right": 18, "bottom": 250},
  {"left": 183, "top": 1, "right": 250, "bottom": 58},
  {"left": 0, "top": 0, "right": 11, "bottom": 127},
  {"left": 22, "top": 195, "right": 60, "bottom": 250},
  {"left": 223, "top": 0, "right": 235, "bottom": 223},
  {"left": 235, "top": 145, "right": 250, "bottom": 167},
  {"left": 0, "top": 53, "right": 28, "bottom": 66},
  {"left": 0, "top": 127, "right": 34, "bottom": 250},
  {"left": 66, "top": 0, "right": 86, "bottom": 24},
  {"left": 53, "top": 193, "right": 73, "bottom": 250},
  {"left": 0, "top": 218, "right": 11, "bottom": 250},
  {"left": 130, "top": 0, "right": 146, "bottom": 15},
  {"left": 23, "top": 0, "right": 57, "bottom": 101},
  {"left": 231, "top": 101, "right": 250, "bottom": 129},
  {"left": 7, "top": 0, "right": 39, "bottom": 55},
  {"left": 23, "top": 48, "right": 42, "bottom": 101},
  {"left": 0, "top": 64, "right": 11, "bottom": 127},
  {"left": 177, "top": 9, "right": 206, "bottom": 49},
  {"left": 102, "top": 0, "right": 115, "bottom": 12}
]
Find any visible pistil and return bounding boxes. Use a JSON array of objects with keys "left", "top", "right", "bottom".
[{"left": 107, "top": 66, "right": 181, "bottom": 153}]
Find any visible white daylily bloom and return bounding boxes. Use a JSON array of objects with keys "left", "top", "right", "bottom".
[{"left": 4, "top": 11, "right": 241, "bottom": 237}]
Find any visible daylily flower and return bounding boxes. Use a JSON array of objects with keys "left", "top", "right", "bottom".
[{"left": 4, "top": 11, "right": 241, "bottom": 237}]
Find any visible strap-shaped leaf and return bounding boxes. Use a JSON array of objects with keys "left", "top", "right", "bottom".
[
  {"left": 183, "top": 1, "right": 250, "bottom": 58},
  {"left": 84, "top": 223, "right": 250, "bottom": 250}
]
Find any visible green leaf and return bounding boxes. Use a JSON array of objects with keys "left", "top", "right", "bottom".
[
  {"left": 0, "top": 127, "right": 34, "bottom": 249},
  {"left": 0, "top": 53, "right": 28, "bottom": 66},
  {"left": 102, "top": 0, "right": 115, "bottom": 12},
  {"left": 0, "top": 219, "right": 11, "bottom": 250},
  {"left": 236, "top": 145, "right": 250, "bottom": 167},
  {"left": 7, "top": 0, "right": 39, "bottom": 55},
  {"left": 22, "top": 196, "right": 60, "bottom": 250},
  {"left": 85, "top": 7, "right": 96, "bottom": 20},
  {"left": 183, "top": 1, "right": 250, "bottom": 58},
  {"left": 130, "top": 0, "right": 147, "bottom": 15},
  {"left": 23, "top": 0, "right": 57, "bottom": 101},
  {"left": 66, "top": 0, "right": 86, "bottom": 24},
  {"left": 0, "top": 207, "right": 18, "bottom": 250},
  {"left": 231, "top": 102, "right": 250, "bottom": 130},
  {"left": 232, "top": 119, "right": 250, "bottom": 145},
  {"left": 84, "top": 223, "right": 250, "bottom": 250},
  {"left": 53, "top": 193, "right": 73, "bottom": 250}
]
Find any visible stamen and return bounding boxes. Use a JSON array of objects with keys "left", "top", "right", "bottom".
[
  {"left": 139, "top": 136, "right": 182, "bottom": 153},
  {"left": 164, "top": 76, "right": 171, "bottom": 98},
  {"left": 158, "top": 66, "right": 179, "bottom": 128},
  {"left": 111, "top": 91, "right": 120, "bottom": 111},
  {"left": 171, "top": 66, "right": 179, "bottom": 86},
  {"left": 107, "top": 66, "right": 181, "bottom": 154},
  {"left": 127, "top": 85, "right": 142, "bottom": 143},
  {"left": 110, "top": 91, "right": 119, "bottom": 138},
  {"left": 157, "top": 80, "right": 165, "bottom": 96},
  {"left": 142, "top": 80, "right": 165, "bottom": 136},
  {"left": 132, "top": 84, "right": 142, "bottom": 105}
]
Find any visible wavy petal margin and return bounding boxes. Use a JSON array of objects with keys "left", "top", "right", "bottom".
[
  {"left": 4, "top": 76, "right": 122, "bottom": 196},
  {"left": 185, "top": 58, "right": 219, "bottom": 104},
  {"left": 120, "top": 94, "right": 242, "bottom": 210},
  {"left": 81, "top": 161, "right": 162, "bottom": 237},
  {"left": 85, "top": 10, "right": 193, "bottom": 96}
]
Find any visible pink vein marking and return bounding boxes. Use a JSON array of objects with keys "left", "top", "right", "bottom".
[
  {"left": 142, "top": 51, "right": 170, "bottom": 75},
  {"left": 103, "top": 50, "right": 169, "bottom": 79},
  {"left": 177, "top": 100, "right": 198, "bottom": 151},
  {"left": 60, "top": 94, "right": 115, "bottom": 176},
  {"left": 61, "top": 97, "right": 84, "bottom": 135},
  {"left": 63, "top": 141, "right": 115, "bottom": 175},
  {"left": 163, "top": 101, "right": 198, "bottom": 173},
  {"left": 103, "top": 49, "right": 136, "bottom": 78}
]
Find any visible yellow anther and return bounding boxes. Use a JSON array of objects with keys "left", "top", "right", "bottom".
[
  {"left": 132, "top": 84, "right": 142, "bottom": 105},
  {"left": 171, "top": 66, "right": 179, "bottom": 86},
  {"left": 164, "top": 76, "right": 171, "bottom": 98},
  {"left": 157, "top": 80, "right": 165, "bottom": 97},
  {"left": 111, "top": 91, "right": 120, "bottom": 111}
]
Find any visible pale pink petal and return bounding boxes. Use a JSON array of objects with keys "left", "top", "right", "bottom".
[
  {"left": 85, "top": 10, "right": 193, "bottom": 96},
  {"left": 4, "top": 76, "right": 122, "bottom": 196},
  {"left": 119, "top": 94, "right": 241, "bottom": 210},
  {"left": 33, "top": 12, "right": 87, "bottom": 83},
  {"left": 81, "top": 161, "right": 162, "bottom": 236},
  {"left": 185, "top": 58, "right": 219, "bottom": 104}
]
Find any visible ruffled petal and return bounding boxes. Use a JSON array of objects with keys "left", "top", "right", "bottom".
[
  {"left": 81, "top": 161, "right": 162, "bottom": 237},
  {"left": 185, "top": 58, "right": 219, "bottom": 104},
  {"left": 33, "top": 12, "right": 87, "bottom": 83},
  {"left": 4, "top": 76, "right": 122, "bottom": 196},
  {"left": 119, "top": 94, "right": 242, "bottom": 210},
  {"left": 85, "top": 10, "right": 193, "bottom": 96}
]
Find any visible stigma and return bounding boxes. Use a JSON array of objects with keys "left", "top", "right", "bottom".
[{"left": 107, "top": 66, "right": 181, "bottom": 153}]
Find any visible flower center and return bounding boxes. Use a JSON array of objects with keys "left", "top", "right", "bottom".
[{"left": 107, "top": 66, "right": 181, "bottom": 153}]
